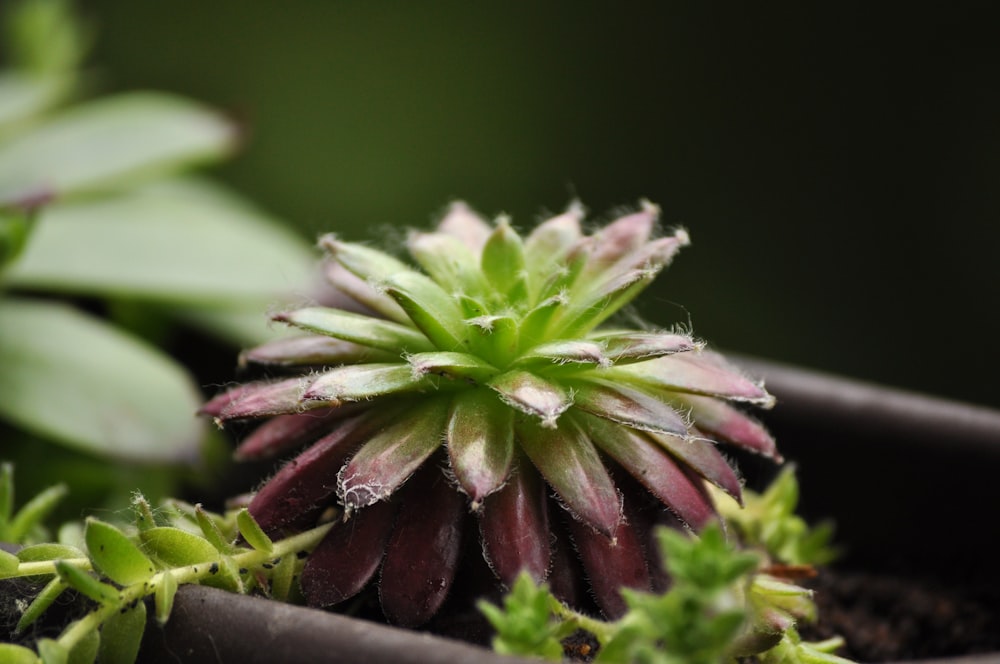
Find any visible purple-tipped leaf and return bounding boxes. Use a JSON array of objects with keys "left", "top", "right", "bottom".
[
  {"left": 379, "top": 464, "right": 465, "bottom": 627},
  {"left": 406, "top": 230, "right": 489, "bottom": 297},
  {"left": 579, "top": 202, "right": 659, "bottom": 279},
  {"left": 338, "top": 398, "right": 450, "bottom": 510},
  {"left": 517, "top": 339, "right": 610, "bottom": 368},
  {"left": 609, "top": 350, "right": 775, "bottom": 406},
  {"left": 274, "top": 307, "right": 433, "bottom": 354},
  {"left": 677, "top": 394, "right": 780, "bottom": 460},
  {"left": 570, "top": 379, "right": 690, "bottom": 437},
  {"left": 324, "top": 260, "right": 410, "bottom": 324},
  {"left": 234, "top": 406, "right": 362, "bottom": 461},
  {"left": 516, "top": 418, "right": 622, "bottom": 538},
  {"left": 573, "top": 411, "right": 715, "bottom": 528},
  {"left": 446, "top": 389, "right": 514, "bottom": 504},
  {"left": 488, "top": 370, "right": 572, "bottom": 429},
  {"left": 239, "top": 335, "right": 397, "bottom": 368},
  {"left": 303, "top": 363, "right": 431, "bottom": 404},
  {"left": 588, "top": 330, "right": 701, "bottom": 364},
  {"left": 300, "top": 499, "right": 396, "bottom": 607},
  {"left": 478, "top": 462, "right": 551, "bottom": 587},
  {"left": 214, "top": 377, "right": 313, "bottom": 422},
  {"left": 436, "top": 201, "right": 492, "bottom": 252},
  {"left": 647, "top": 430, "right": 743, "bottom": 502},
  {"left": 248, "top": 412, "right": 383, "bottom": 534}
]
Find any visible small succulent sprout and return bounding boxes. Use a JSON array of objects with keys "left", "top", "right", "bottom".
[{"left": 205, "top": 200, "right": 779, "bottom": 625}]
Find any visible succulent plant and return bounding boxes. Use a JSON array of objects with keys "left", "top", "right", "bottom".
[{"left": 202, "top": 201, "right": 780, "bottom": 627}]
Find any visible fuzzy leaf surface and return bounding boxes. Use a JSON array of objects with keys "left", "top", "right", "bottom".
[{"left": 84, "top": 518, "right": 155, "bottom": 586}]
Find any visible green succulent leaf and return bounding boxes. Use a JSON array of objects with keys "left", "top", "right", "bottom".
[
  {"left": 54, "top": 561, "right": 119, "bottom": 605},
  {"left": 84, "top": 518, "right": 155, "bottom": 586},
  {"left": 193, "top": 504, "right": 235, "bottom": 554},
  {"left": 236, "top": 508, "right": 273, "bottom": 553},
  {"left": 0, "top": 642, "right": 40, "bottom": 664},
  {"left": 478, "top": 571, "right": 568, "bottom": 661},
  {"left": 384, "top": 269, "right": 470, "bottom": 351},
  {"left": 0, "top": 298, "right": 204, "bottom": 463},
  {"left": 480, "top": 217, "right": 527, "bottom": 301},
  {"left": 37, "top": 638, "right": 69, "bottom": 664},
  {"left": 139, "top": 527, "right": 219, "bottom": 568},
  {"left": 303, "top": 363, "right": 431, "bottom": 404},
  {"left": 1, "top": 207, "right": 33, "bottom": 269},
  {"left": 275, "top": 307, "right": 433, "bottom": 354},
  {"left": 0, "top": 92, "right": 233, "bottom": 207},
  {"left": 16, "top": 577, "right": 67, "bottom": 633},
  {"left": 154, "top": 569, "right": 178, "bottom": 625},
  {"left": 97, "top": 599, "right": 145, "bottom": 664},
  {"left": 446, "top": 388, "right": 514, "bottom": 504},
  {"left": 17, "top": 542, "right": 85, "bottom": 563}
]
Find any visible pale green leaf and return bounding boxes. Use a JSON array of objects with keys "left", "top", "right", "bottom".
[
  {"left": 139, "top": 527, "right": 219, "bottom": 568},
  {"left": 236, "top": 508, "right": 273, "bottom": 553},
  {"left": 0, "top": 73, "right": 68, "bottom": 132},
  {"left": 0, "top": 92, "right": 234, "bottom": 206},
  {"left": 54, "top": 561, "right": 119, "bottom": 604},
  {"left": 5, "top": 178, "right": 314, "bottom": 305},
  {"left": 67, "top": 627, "right": 99, "bottom": 664},
  {"left": 0, "top": 298, "right": 204, "bottom": 463},
  {"left": 154, "top": 569, "right": 177, "bottom": 625},
  {"left": 16, "top": 543, "right": 85, "bottom": 562},
  {"left": 0, "top": 642, "right": 41, "bottom": 664},
  {"left": 97, "top": 600, "right": 145, "bottom": 664},
  {"left": 16, "top": 577, "right": 67, "bottom": 633},
  {"left": 84, "top": 518, "right": 155, "bottom": 586},
  {"left": 38, "top": 639, "right": 68, "bottom": 664}
]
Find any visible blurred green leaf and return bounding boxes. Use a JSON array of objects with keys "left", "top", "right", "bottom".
[
  {"left": 3, "top": 0, "right": 89, "bottom": 77},
  {"left": 1, "top": 207, "right": 33, "bottom": 269},
  {"left": 0, "top": 642, "right": 41, "bottom": 663},
  {"left": 96, "top": 599, "right": 145, "bottom": 664},
  {"left": 16, "top": 577, "right": 67, "bottom": 633},
  {"left": 0, "top": 73, "right": 68, "bottom": 135},
  {"left": 84, "top": 518, "right": 155, "bottom": 586},
  {"left": 0, "top": 298, "right": 204, "bottom": 463},
  {"left": 3, "top": 482, "right": 67, "bottom": 543},
  {"left": 6, "top": 178, "right": 314, "bottom": 307},
  {"left": 55, "top": 560, "right": 119, "bottom": 604},
  {"left": 154, "top": 569, "right": 177, "bottom": 625},
  {"left": 17, "top": 542, "right": 85, "bottom": 562},
  {"left": 67, "top": 626, "right": 99, "bottom": 664},
  {"left": 0, "top": 92, "right": 234, "bottom": 207}
]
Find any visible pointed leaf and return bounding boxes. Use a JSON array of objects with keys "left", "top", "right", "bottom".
[
  {"left": 408, "top": 351, "right": 498, "bottom": 385},
  {"left": 488, "top": 370, "right": 572, "bottom": 429},
  {"left": 379, "top": 464, "right": 465, "bottom": 627},
  {"left": 319, "top": 235, "right": 413, "bottom": 284},
  {"left": 0, "top": 299, "right": 203, "bottom": 463},
  {"left": 249, "top": 412, "right": 382, "bottom": 534},
  {"left": 55, "top": 561, "right": 119, "bottom": 604},
  {"left": 573, "top": 412, "right": 715, "bottom": 528},
  {"left": 579, "top": 203, "right": 659, "bottom": 279},
  {"left": 7, "top": 483, "right": 68, "bottom": 543},
  {"left": 15, "top": 578, "right": 66, "bottom": 633},
  {"left": 139, "top": 527, "right": 219, "bottom": 568},
  {"left": 154, "top": 570, "right": 177, "bottom": 625},
  {"left": 233, "top": 407, "right": 357, "bottom": 461},
  {"left": 570, "top": 379, "right": 690, "bottom": 437},
  {"left": 0, "top": 92, "right": 234, "bottom": 206},
  {"left": 479, "top": 463, "right": 551, "bottom": 587},
  {"left": 466, "top": 314, "right": 519, "bottom": 366},
  {"left": 435, "top": 200, "right": 492, "bottom": 251},
  {"left": 516, "top": 418, "right": 621, "bottom": 537},
  {"left": 384, "top": 270, "right": 470, "bottom": 351},
  {"left": 611, "top": 351, "right": 775, "bottom": 406},
  {"left": 677, "top": 394, "right": 780, "bottom": 459},
  {"left": 588, "top": 330, "right": 701, "bottom": 363},
  {"left": 446, "top": 388, "right": 514, "bottom": 504},
  {"left": 239, "top": 335, "right": 396, "bottom": 368},
  {"left": 6, "top": 179, "right": 313, "bottom": 303},
  {"left": 324, "top": 259, "right": 411, "bottom": 324},
  {"left": 523, "top": 203, "right": 584, "bottom": 294},
  {"left": 648, "top": 431, "right": 743, "bottom": 501},
  {"left": 274, "top": 307, "right": 432, "bottom": 353},
  {"left": 303, "top": 363, "right": 431, "bottom": 404},
  {"left": 236, "top": 508, "right": 273, "bottom": 553},
  {"left": 84, "top": 518, "right": 155, "bottom": 586},
  {"left": 215, "top": 377, "right": 312, "bottom": 421},
  {"left": 406, "top": 230, "right": 489, "bottom": 297},
  {"left": 300, "top": 499, "right": 396, "bottom": 607},
  {"left": 338, "top": 398, "right": 450, "bottom": 510},
  {"left": 517, "top": 339, "right": 609, "bottom": 368},
  {"left": 97, "top": 600, "right": 145, "bottom": 664},
  {"left": 194, "top": 505, "right": 236, "bottom": 555},
  {"left": 480, "top": 217, "right": 527, "bottom": 299},
  {"left": 0, "top": 549, "right": 18, "bottom": 576}
]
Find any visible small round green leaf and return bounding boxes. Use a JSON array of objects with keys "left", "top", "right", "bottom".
[
  {"left": 139, "top": 527, "right": 219, "bottom": 568},
  {"left": 84, "top": 518, "right": 155, "bottom": 586}
]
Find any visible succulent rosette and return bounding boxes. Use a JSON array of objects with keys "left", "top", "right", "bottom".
[{"left": 202, "top": 201, "right": 779, "bottom": 627}]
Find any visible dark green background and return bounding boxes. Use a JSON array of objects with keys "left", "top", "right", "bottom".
[{"left": 79, "top": 2, "right": 998, "bottom": 407}]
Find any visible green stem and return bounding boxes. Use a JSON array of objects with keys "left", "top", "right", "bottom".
[
  {"left": 548, "top": 595, "right": 617, "bottom": 645},
  {"left": 56, "top": 522, "right": 334, "bottom": 652}
]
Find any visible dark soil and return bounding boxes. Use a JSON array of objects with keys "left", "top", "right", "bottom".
[{"left": 802, "top": 567, "right": 1000, "bottom": 662}]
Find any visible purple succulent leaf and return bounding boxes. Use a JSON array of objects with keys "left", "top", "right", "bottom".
[
  {"left": 323, "top": 260, "right": 411, "bottom": 324},
  {"left": 248, "top": 412, "right": 383, "bottom": 534},
  {"left": 516, "top": 417, "right": 622, "bottom": 538},
  {"left": 587, "top": 330, "right": 702, "bottom": 364},
  {"left": 273, "top": 307, "right": 433, "bottom": 354},
  {"left": 573, "top": 411, "right": 716, "bottom": 529},
  {"left": 239, "top": 334, "right": 398, "bottom": 368},
  {"left": 446, "top": 389, "right": 515, "bottom": 505},
  {"left": 337, "top": 398, "right": 450, "bottom": 511},
  {"left": 675, "top": 393, "right": 781, "bottom": 460},
  {"left": 516, "top": 339, "right": 610, "bottom": 369},
  {"left": 199, "top": 382, "right": 259, "bottom": 418},
  {"left": 488, "top": 370, "right": 572, "bottom": 429},
  {"left": 604, "top": 350, "right": 775, "bottom": 406},
  {"left": 565, "top": 509, "right": 651, "bottom": 618},
  {"left": 478, "top": 462, "right": 551, "bottom": 587},
  {"left": 579, "top": 202, "right": 659, "bottom": 279},
  {"left": 647, "top": 430, "right": 743, "bottom": 502},
  {"left": 302, "top": 363, "right": 432, "bottom": 404},
  {"left": 547, "top": 527, "right": 583, "bottom": 608},
  {"left": 384, "top": 270, "right": 472, "bottom": 351},
  {"left": 407, "top": 351, "right": 498, "bottom": 385},
  {"left": 379, "top": 464, "right": 465, "bottom": 627},
  {"left": 569, "top": 379, "right": 690, "bottom": 438},
  {"left": 234, "top": 406, "right": 364, "bottom": 461},
  {"left": 300, "top": 499, "right": 397, "bottom": 608},
  {"left": 523, "top": 203, "right": 584, "bottom": 297},
  {"left": 214, "top": 377, "right": 314, "bottom": 422},
  {"left": 435, "top": 201, "right": 492, "bottom": 252}
]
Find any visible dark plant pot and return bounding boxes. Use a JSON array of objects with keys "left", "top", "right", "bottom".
[{"left": 137, "top": 358, "right": 1000, "bottom": 664}]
